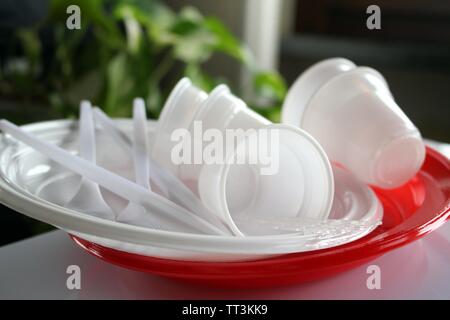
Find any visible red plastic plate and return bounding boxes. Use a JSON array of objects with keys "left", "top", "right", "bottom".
[{"left": 71, "top": 147, "right": 450, "bottom": 288}]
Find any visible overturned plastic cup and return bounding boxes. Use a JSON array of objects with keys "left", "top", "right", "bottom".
[
  {"left": 282, "top": 58, "right": 357, "bottom": 127},
  {"left": 282, "top": 60, "right": 425, "bottom": 189},
  {"left": 163, "top": 85, "right": 335, "bottom": 234}
]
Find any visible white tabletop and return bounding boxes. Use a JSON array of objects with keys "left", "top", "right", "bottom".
[
  {"left": 0, "top": 140, "right": 449, "bottom": 300},
  {"left": 0, "top": 224, "right": 449, "bottom": 300}
]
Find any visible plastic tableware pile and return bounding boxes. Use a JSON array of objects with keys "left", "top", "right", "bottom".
[{"left": 0, "top": 58, "right": 429, "bottom": 263}]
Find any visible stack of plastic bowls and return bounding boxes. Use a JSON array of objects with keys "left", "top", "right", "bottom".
[{"left": 152, "top": 78, "right": 335, "bottom": 236}]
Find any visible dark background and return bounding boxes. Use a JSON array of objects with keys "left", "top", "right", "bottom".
[{"left": 281, "top": 0, "right": 450, "bottom": 141}]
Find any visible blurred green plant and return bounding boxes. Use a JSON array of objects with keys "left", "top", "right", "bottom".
[{"left": 0, "top": 0, "right": 286, "bottom": 121}]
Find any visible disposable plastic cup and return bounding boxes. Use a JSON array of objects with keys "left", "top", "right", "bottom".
[
  {"left": 151, "top": 78, "right": 207, "bottom": 175},
  {"left": 282, "top": 58, "right": 357, "bottom": 127},
  {"left": 294, "top": 66, "right": 425, "bottom": 189},
  {"left": 282, "top": 57, "right": 390, "bottom": 129},
  {"left": 197, "top": 124, "right": 335, "bottom": 230},
  {"left": 177, "top": 84, "right": 231, "bottom": 181},
  {"left": 173, "top": 87, "right": 335, "bottom": 233}
]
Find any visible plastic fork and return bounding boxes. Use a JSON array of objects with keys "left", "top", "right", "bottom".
[
  {"left": 115, "top": 99, "right": 162, "bottom": 228},
  {"left": 66, "top": 101, "right": 116, "bottom": 221}
]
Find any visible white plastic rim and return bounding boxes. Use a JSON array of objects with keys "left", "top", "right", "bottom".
[
  {"left": 177, "top": 84, "right": 231, "bottom": 181},
  {"left": 198, "top": 124, "right": 335, "bottom": 235},
  {"left": 370, "top": 131, "right": 425, "bottom": 188},
  {"left": 193, "top": 87, "right": 270, "bottom": 131},
  {"left": 0, "top": 119, "right": 382, "bottom": 256},
  {"left": 282, "top": 57, "right": 356, "bottom": 126},
  {"left": 187, "top": 84, "right": 231, "bottom": 131},
  {"left": 70, "top": 232, "right": 275, "bottom": 262},
  {"left": 303, "top": 67, "right": 425, "bottom": 189},
  {"left": 181, "top": 87, "right": 333, "bottom": 234},
  {"left": 151, "top": 78, "right": 207, "bottom": 175},
  {"left": 281, "top": 58, "right": 391, "bottom": 128}
]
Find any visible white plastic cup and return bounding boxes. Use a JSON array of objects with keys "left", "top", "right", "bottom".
[
  {"left": 282, "top": 58, "right": 357, "bottom": 127},
  {"left": 176, "top": 84, "right": 233, "bottom": 181},
  {"left": 174, "top": 86, "right": 335, "bottom": 233},
  {"left": 151, "top": 78, "right": 207, "bottom": 175},
  {"left": 284, "top": 64, "right": 425, "bottom": 189}
]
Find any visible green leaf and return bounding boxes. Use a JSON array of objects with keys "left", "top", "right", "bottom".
[
  {"left": 117, "top": 6, "right": 144, "bottom": 55},
  {"left": 253, "top": 71, "right": 287, "bottom": 102},
  {"left": 178, "top": 6, "right": 204, "bottom": 23},
  {"left": 172, "top": 30, "right": 215, "bottom": 63},
  {"left": 167, "top": 7, "right": 217, "bottom": 63},
  {"left": 261, "top": 107, "right": 282, "bottom": 123},
  {"left": 145, "top": 81, "right": 162, "bottom": 118},
  {"left": 184, "top": 63, "right": 216, "bottom": 91},
  {"left": 170, "top": 19, "right": 201, "bottom": 36},
  {"left": 115, "top": 1, "right": 176, "bottom": 47},
  {"left": 203, "top": 17, "right": 251, "bottom": 65},
  {"left": 104, "top": 53, "right": 133, "bottom": 115}
]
